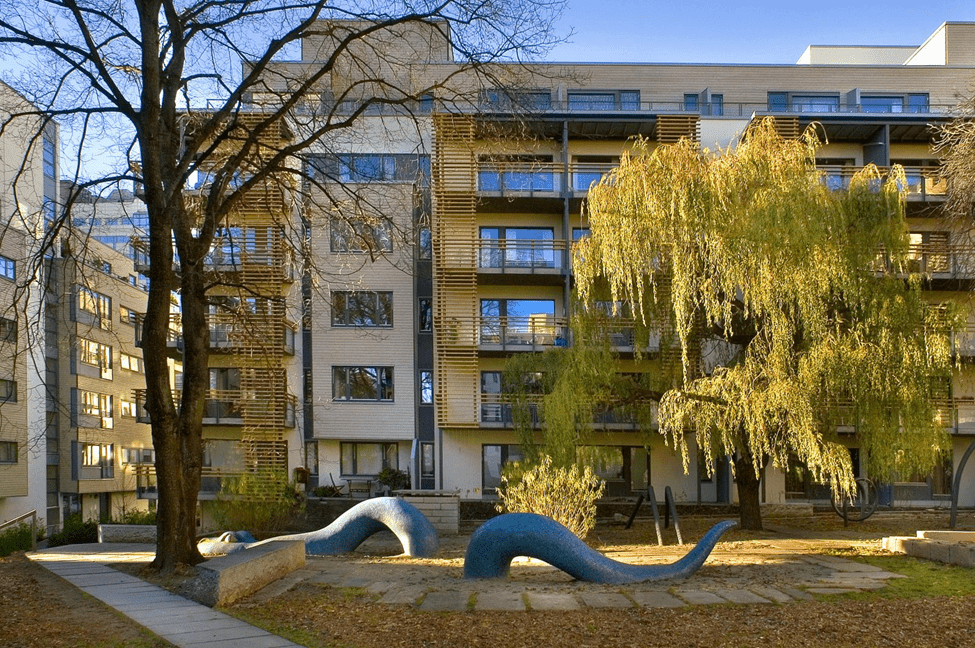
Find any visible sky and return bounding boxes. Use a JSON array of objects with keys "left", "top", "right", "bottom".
[{"left": 544, "top": 0, "right": 974, "bottom": 64}]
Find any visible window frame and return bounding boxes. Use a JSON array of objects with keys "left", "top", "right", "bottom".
[
  {"left": 331, "top": 291, "right": 393, "bottom": 328},
  {"left": 0, "top": 255, "right": 15, "bottom": 281},
  {"left": 0, "top": 378, "right": 17, "bottom": 403},
  {"left": 332, "top": 366, "right": 394, "bottom": 402},
  {"left": 0, "top": 440, "right": 17, "bottom": 464},
  {"left": 340, "top": 441, "right": 399, "bottom": 476},
  {"left": 330, "top": 219, "right": 394, "bottom": 254}
]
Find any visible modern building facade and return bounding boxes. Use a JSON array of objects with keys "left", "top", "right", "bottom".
[{"left": 294, "top": 20, "right": 975, "bottom": 508}]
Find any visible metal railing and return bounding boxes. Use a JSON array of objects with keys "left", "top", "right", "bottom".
[
  {"left": 477, "top": 239, "right": 565, "bottom": 271},
  {"left": 0, "top": 510, "right": 37, "bottom": 551},
  {"left": 477, "top": 315, "right": 569, "bottom": 349},
  {"left": 476, "top": 162, "right": 618, "bottom": 196},
  {"left": 819, "top": 165, "right": 945, "bottom": 199}
]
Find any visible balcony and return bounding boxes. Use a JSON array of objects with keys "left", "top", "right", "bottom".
[
  {"left": 480, "top": 393, "right": 540, "bottom": 427},
  {"left": 819, "top": 165, "right": 945, "bottom": 201},
  {"left": 476, "top": 162, "right": 619, "bottom": 198},
  {"left": 478, "top": 315, "right": 568, "bottom": 351},
  {"left": 208, "top": 313, "right": 297, "bottom": 354},
  {"left": 134, "top": 389, "right": 297, "bottom": 428},
  {"left": 133, "top": 314, "right": 183, "bottom": 354}
]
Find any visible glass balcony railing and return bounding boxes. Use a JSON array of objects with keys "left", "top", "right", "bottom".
[
  {"left": 477, "top": 239, "right": 564, "bottom": 271},
  {"left": 819, "top": 165, "right": 945, "bottom": 200},
  {"left": 478, "top": 315, "right": 568, "bottom": 349}
]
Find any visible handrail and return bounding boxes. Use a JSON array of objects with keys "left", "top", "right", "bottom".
[{"left": 0, "top": 510, "right": 37, "bottom": 551}]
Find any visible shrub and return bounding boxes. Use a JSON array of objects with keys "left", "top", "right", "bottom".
[
  {"left": 311, "top": 485, "right": 344, "bottom": 498},
  {"left": 496, "top": 455, "right": 605, "bottom": 539},
  {"left": 48, "top": 514, "right": 98, "bottom": 547},
  {"left": 376, "top": 467, "right": 410, "bottom": 492},
  {"left": 208, "top": 470, "right": 305, "bottom": 537},
  {"left": 113, "top": 508, "right": 157, "bottom": 525},
  {"left": 0, "top": 522, "right": 35, "bottom": 557}
]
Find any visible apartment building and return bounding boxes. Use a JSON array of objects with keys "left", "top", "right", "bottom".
[
  {"left": 285, "top": 19, "right": 975, "bottom": 510},
  {"left": 0, "top": 80, "right": 53, "bottom": 529},
  {"left": 46, "top": 233, "right": 154, "bottom": 525}
]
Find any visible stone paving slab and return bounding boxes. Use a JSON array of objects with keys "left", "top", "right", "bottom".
[
  {"left": 526, "top": 591, "right": 581, "bottom": 610},
  {"left": 474, "top": 590, "right": 527, "bottom": 611},
  {"left": 629, "top": 590, "right": 687, "bottom": 608},
  {"left": 749, "top": 586, "right": 794, "bottom": 603},
  {"left": 777, "top": 585, "right": 814, "bottom": 601},
  {"left": 712, "top": 588, "right": 772, "bottom": 604},
  {"left": 380, "top": 585, "right": 427, "bottom": 605},
  {"left": 674, "top": 589, "right": 726, "bottom": 605},
  {"left": 419, "top": 590, "right": 472, "bottom": 612},
  {"left": 807, "top": 587, "right": 858, "bottom": 595},
  {"left": 579, "top": 591, "right": 633, "bottom": 608}
]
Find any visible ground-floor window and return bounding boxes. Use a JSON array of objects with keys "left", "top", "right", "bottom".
[
  {"left": 578, "top": 446, "right": 649, "bottom": 497},
  {"left": 482, "top": 444, "right": 524, "bottom": 492},
  {"left": 341, "top": 442, "right": 398, "bottom": 476}
]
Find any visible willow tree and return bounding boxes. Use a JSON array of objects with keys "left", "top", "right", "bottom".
[{"left": 572, "top": 118, "right": 961, "bottom": 530}]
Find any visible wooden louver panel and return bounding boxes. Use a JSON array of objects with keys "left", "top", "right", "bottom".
[
  {"left": 657, "top": 115, "right": 701, "bottom": 144},
  {"left": 432, "top": 114, "right": 479, "bottom": 429}
]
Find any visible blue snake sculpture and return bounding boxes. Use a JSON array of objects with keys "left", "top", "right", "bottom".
[{"left": 464, "top": 513, "right": 737, "bottom": 583}]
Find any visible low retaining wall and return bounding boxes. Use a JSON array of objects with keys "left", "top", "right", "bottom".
[
  {"left": 186, "top": 540, "right": 305, "bottom": 607},
  {"left": 882, "top": 532, "right": 975, "bottom": 568},
  {"left": 97, "top": 524, "right": 157, "bottom": 543},
  {"left": 397, "top": 491, "right": 460, "bottom": 534}
]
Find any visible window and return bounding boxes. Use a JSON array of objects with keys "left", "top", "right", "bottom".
[
  {"left": 684, "top": 93, "right": 698, "bottom": 111},
  {"left": 79, "top": 339, "right": 112, "bottom": 376},
  {"left": 419, "top": 298, "right": 432, "bottom": 332},
  {"left": 120, "top": 399, "right": 138, "bottom": 418},
  {"left": 340, "top": 442, "right": 398, "bottom": 475},
  {"left": 480, "top": 89, "right": 552, "bottom": 111},
  {"left": 0, "top": 379, "right": 17, "bottom": 403},
  {"left": 0, "top": 441, "right": 17, "bottom": 464},
  {"left": 120, "top": 352, "right": 143, "bottom": 373},
  {"left": 482, "top": 444, "right": 524, "bottom": 492},
  {"left": 78, "top": 287, "right": 111, "bottom": 329},
  {"left": 861, "top": 95, "right": 904, "bottom": 113},
  {"left": 908, "top": 94, "right": 930, "bottom": 113},
  {"left": 123, "top": 447, "right": 154, "bottom": 464},
  {"left": 572, "top": 228, "right": 591, "bottom": 241},
  {"left": 80, "top": 442, "right": 114, "bottom": 479},
  {"left": 908, "top": 231, "right": 950, "bottom": 274},
  {"left": 42, "top": 198, "right": 56, "bottom": 227},
  {"left": 478, "top": 155, "right": 554, "bottom": 193},
  {"left": 338, "top": 154, "right": 429, "bottom": 183},
  {"left": 479, "top": 227, "right": 556, "bottom": 269},
  {"left": 420, "top": 370, "right": 433, "bottom": 404},
  {"left": 0, "top": 255, "right": 14, "bottom": 280},
  {"left": 80, "top": 390, "right": 113, "bottom": 428},
  {"left": 43, "top": 137, "right": 55, "bottom": 178},
  {"left": 119, "top": 306, "right": 139, "bottom": 325},
  {"left": 421, "top": 443, "right": 435, "bottom": 479},
  {"left": 331, "top": 291, "right": 393, "bottom": 327},
  {"left": 0, "top": 317, "right": 16, "bottom": 342},
  {"left": 131, "top": 212, "right": 149, "bottom": 229},
  {"left": 332, "top": 366, "right": 394, "bottom": 401},
  {"left": 330, "top": 219, "right": 393, "bottom": 253},
  {"left": 768, "top": 92, "right": 839, "bottom": 112},
  {"left": 418, "top": 227, "right": 432, "bottom": 260},
  {"left": 480, "top": 299, "right": 557, "bottom": 346},
  {"left": 567, "top": 90, "right": 639, "bottom": 111},
  {"left": 710, "top": 94, "right": 723, "bottom": 116}
]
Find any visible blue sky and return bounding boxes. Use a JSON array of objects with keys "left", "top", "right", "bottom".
[{"left": 545, "top": 1, "right": 974, "bottom": 63}]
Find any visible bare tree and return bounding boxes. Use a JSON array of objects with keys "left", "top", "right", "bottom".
[{"left": 0, "top": 0, "right": 566, "bottom": 572}]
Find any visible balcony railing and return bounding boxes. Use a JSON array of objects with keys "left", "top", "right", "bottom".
[
  {"left": 135, "top": 389, "right": 297, "bottom": 428},
  {"left": 476, "top": 99, "right": 955, "bottom": 116},
  {"left": 819, "top": 165, "right": 945, "bottom": 200},
  {"left": 874, "top": 243, "right": 975, "bottom": 279},
  {"left": 480, "top": 393, "right": 541, "bottom": 426},
  {"left": 207, "top": 313, "right": 297, "bottom": 353},
  {"left": 478, "top": 315, "right": 568, "bottom": 350},
  {"left": 477, "top": 239, "right": 565, "bottom": 272},
  {"left": 476, "top": 162, "right": 617, "bottom": 197}
]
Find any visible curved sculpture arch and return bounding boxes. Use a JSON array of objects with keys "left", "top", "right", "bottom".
[
  {"left": 463, "top": 513, "right": 736, "bottom": 583},
  {"left": 274, "top": 497, "right": 440, "bottom": 557}
]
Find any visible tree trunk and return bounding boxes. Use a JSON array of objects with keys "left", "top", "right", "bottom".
[{"left": 733, "top": 453, "right": 764, "bottom": 531}]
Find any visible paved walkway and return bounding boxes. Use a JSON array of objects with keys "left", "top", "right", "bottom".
[{"left": 29, "top": 544, "right": 299, "bottom": 647}]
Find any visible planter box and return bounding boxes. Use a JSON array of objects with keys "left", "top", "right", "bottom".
[{"left": 97, "top": 524, "right": 157, "bottom": 544}]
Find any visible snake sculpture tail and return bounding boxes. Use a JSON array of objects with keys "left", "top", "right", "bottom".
[
  {"left": 463, "top": 513, "right": 736, "bottom": 583},
  {"left": 200, "top": 497, "right": 439, "bottom": 558}
]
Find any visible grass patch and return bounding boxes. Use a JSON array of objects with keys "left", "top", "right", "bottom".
[{"left": 825, "top": 554, "right": 975, "bottom": 600}]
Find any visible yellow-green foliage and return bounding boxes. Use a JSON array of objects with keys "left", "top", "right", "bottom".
[
  {"left": 496, "top": 455, "right": 605, "bottom": 538},
  {"left": 574, "top": 118, "right": 962, "bottom": 497}
]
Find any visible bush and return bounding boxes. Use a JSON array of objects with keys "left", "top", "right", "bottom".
[
  {"left": 112, "top": 508, "right": 157, "bottom": 525},
  {"left": 376, "top": 468, "right": 410, "bottom": 492},
  {"left": 311, "top": 485, "right": 344, "bottom": 498},
  {"left": 496, "top": 455, "right": 605, "bottom": 539},
  {"left": 0, "top": 522, "right": 35, "bottom": 557},
  {"left": 48, "top": 514, "right": 98, "bottom": 547},
  {"left": 208, "top": 470, "right": 305, "bottom": 537}
]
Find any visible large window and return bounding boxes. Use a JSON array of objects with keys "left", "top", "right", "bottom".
[
  {"left": 0, "top": 441, "right": 17, "bottom": 464},
  {"left": 0, "top": 316, "right": 17, "bottom": 342},
  {"left": 78, "top": 287, "right": 112, "bottom": 329},
  {"left": 79, "top": 338, "right": 112, "bottom": 374},
  {"left": 480, "top": 89, "right": 552, "bottom": 111},
  {"left": 420, "top": 370, "right": 433, "bottom": 404},
  {"left": 337, "top": 154, "right": 429, "bottom": 183},
  {"left": 340, "top": 442, "right": 398, "bottom": 476},
  {"left": 480, "top": 299, "right": 557, "bottom": 346},
  {"left": 482, "top": 444, "right": 524, "bottom": 492},
  {"left": 119, "top": 352, "right": 143, "bottom": 373},
  {"left": 330, "top": 219, "right": 393, "bottom": 253},
  {"left": 0, "top": 255, "right": 15, "bottom": 280},
  {"left": 332, "top": 366, "right": 394, "bottom": 401},
  {"left": 331, "top": 291, "right": 393, "bottom": 327},
  {"left": 79, "top": 442, "right": 114, "bottom": 479},
  {"left": 478, "top": 155, "right": 554, "bottom": 193},
  {"left": 567, "top": 90, "right": 639, "bottom": 111},
  {"left": 479, "top": 227, "right": 556, "bottom": 269},
  {"left": 79, "top": 390, "right": 113, "bottom": 428},
  {"left": 768, "top": 92, "right": 839, "bottom": 112},
  {"left": 42, "top": 137, "right": 56, "bottom": 178}
]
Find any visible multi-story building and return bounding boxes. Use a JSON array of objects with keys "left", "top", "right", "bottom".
[
  {"left": 293, "top": 20, "right": 975, "bottom": 509},
  {"left": 46, "top": 233, "right": 154, "bottom": 525}
]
